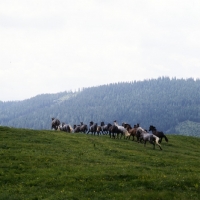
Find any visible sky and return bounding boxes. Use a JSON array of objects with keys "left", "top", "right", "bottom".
[{"left": 1, "top": 0, "right": 200, "bottom": 101}]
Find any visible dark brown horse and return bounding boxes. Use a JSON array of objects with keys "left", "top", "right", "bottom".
[
  {"left": 109, "top": 124, "right": 124, "bottom": 139},
  {"left": 73, "top": 124, "right": 81, "bottom": 133},
  {"left": 149, "top": 125, "right": 168, "bottom": 143},
  {"left": 87, "top": 121, "right": 98, "bottom": 135}
]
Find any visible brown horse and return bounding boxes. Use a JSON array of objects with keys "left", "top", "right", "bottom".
[{"left": 123, "top": 123, "right": 137, "bottom": 141}]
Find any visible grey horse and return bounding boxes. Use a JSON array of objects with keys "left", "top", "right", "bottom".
[
  {"left": 136, "top": 127, "right": 162, "bottom": 150},
  {"left": 51, "top": 118, "right": 60, "bottom": 130}
]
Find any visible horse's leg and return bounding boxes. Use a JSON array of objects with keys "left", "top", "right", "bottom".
[
  {"left": 139, "top": 136, "right": 143, "bottom": 143},
  {"left": 157, "top": 142, "right": 162, "bottom": 150},
  {"left": 132, "top": 134, "right": 135, "bottom": 141},
  {"left": 111, "top": 131, "right": 115, "bottom": 139},
  {"left": 155, "top": 137, "right": 162, "bottom": 150}
]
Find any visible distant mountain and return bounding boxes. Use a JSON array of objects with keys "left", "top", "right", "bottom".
[
  {"left": 1, "top": 77, "right": 200, "bottom": 137},
  {"left": 170, "top": 120, "right": 200, "bottom": 137}
]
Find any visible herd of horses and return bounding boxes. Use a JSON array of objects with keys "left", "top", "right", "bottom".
[{"left": 51, "top": 118, "right": 169, "bottom": 150}]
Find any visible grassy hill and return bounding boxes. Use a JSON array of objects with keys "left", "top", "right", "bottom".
[{"left": 0, "top": 126, "right": 200, "bottom": 200}]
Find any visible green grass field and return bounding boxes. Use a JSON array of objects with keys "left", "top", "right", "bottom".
[{"left": 0, "top": 126, "right": 200, "bottom": 200}]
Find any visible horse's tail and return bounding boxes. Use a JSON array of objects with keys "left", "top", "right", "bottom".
[
  {"left": 153, "top": 135, "right": 162, "bottom": 150},
  {"left": 69, "top": 125, "right": 74, "bottom": 133},
  {"left": 124, "top": 130, "right": 130, "bottom": 137},
  {"left": 164, "top": 134, "right": 168, "bottom": 142}
]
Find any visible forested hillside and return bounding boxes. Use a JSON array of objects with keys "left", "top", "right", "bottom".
[{"left": 1, "top": 77, "right": 200, "bottom": 136}]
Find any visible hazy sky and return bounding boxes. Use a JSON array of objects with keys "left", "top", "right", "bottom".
[{"left": 1, "top": 0, "right": 200, "bottom": 101}]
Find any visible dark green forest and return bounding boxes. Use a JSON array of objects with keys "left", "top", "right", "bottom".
[{"left": 1, "top": 77, "right": 200, "bottom": 136}]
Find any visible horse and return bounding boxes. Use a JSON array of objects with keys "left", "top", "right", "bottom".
[
  {"left": 51, "top": 118, "right": 60, "bottom": 130},
  {"left": 58, "top": 122, "right": 73, "bottom": 133},
  {"left": 73, "top": 124, "right": 81, "bottom": 133},
  {"left": 108, "top": 124, "right": 124, "bottom": 139},
  {"left": 113, "top": 121, "right": 130, "bottom": 139},
  {"left": 149, "top": 125, "right": 168, "bottom": 143},
  {"left": 123, "top": 123, "right": 137, "bottom": 141},
  {"left": 136, "top": 125, "right": 147, "bottom": 142},
  {"left": 87, "top": 121, "right": 98, "bottom": 135},
  {"left": 100, "top": 122, "right": 112, "bottom": 135},
  {"left": 136, "top": 128, "right": 162, "bottom": 150},
  {"left": 79, "top": 122, "right": 88, "bottom": 133},
  {"left": 96, "top": 125, "right": 102, "bottom": 136}
]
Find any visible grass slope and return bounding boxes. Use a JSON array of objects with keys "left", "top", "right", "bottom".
[{"left": 0, "top": 126, "right": 200, "bottom": 200}]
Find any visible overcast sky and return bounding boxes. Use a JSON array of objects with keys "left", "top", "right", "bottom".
[{"left": 1, "top": 0, "right": 200, "bottom": 101}]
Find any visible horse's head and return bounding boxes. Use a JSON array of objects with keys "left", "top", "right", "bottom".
[
  {"left": 107, "top": 123, "right": 112, "bottom": 128},
  {"left": 149, "top": 125, "right": 156, "bottom": 131},
  {"left": 113, "top": 120, "right": 118, "bottom": 126},
  {"left": 90, "top": 121, "right": 94, "bottom": 126},
  {"left": 100, "top": 122, "right": 105, "bottom": 126},
  {"left": 124, "top": 123, "right": 131, "bottom": 129},
  {"left": 149, "top": 125, "right": 152, "bottom": 131}
]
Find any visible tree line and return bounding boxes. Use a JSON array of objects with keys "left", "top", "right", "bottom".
[{"left": 0, "top": 77, "right": 200, "bottom": 135}]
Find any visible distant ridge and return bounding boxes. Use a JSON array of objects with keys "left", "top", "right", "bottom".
[{"left": 0, "top": 77, "right": 200, "bottom": 137}]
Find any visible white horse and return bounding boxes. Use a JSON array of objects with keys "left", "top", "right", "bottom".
[{"left": 113, "top": 121, "right": 130, "bottom": 139}]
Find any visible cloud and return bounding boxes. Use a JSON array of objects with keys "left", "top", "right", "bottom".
[{"left": 0, "top": 0, "right": 200, "bottom": 101}]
